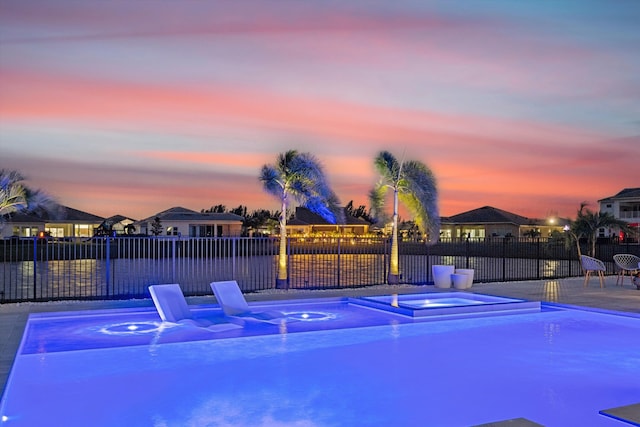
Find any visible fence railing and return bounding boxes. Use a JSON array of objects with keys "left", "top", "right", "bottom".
[{"left": 1, "top": 236, "right": 638, "bottom": 302}]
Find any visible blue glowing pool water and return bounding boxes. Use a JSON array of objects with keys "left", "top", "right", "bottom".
[
  {"left": 354, "top": 292, "right": 540, "bottom": 317},
  {"left": 1, "top": 295, "right": 640, "bottom": 426}
]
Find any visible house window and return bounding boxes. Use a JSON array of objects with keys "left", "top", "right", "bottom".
[
  {"left": 199, "top": 225, "right": 215, "bottom": 237},
  {"left": 167, "top": 227, "right": 179, "bottom": 236},
  {"left": 47, "top": 227, "right": 65, "bottom": 238},
  {"left": 75, "top": 224, "right": 91, "bottom": 237}
]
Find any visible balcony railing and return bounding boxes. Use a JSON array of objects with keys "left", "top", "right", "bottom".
[
  {"left": 1, "top": 236, "right": 637, "bottom": 303},
  {"left": 620, "top": 211, "right": 640, "bottom": 219}
]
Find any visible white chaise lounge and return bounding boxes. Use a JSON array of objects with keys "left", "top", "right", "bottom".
[
  {"left": 210, "top": 280, "right": 290, "bottom": 325},
  {"left": 148, "top": 284, "right": 240, "bottom": 331}
]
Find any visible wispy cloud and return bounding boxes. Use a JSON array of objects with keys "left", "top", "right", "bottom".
[{"left": 1, "top": 0, "right": 639, "bottom": 219}]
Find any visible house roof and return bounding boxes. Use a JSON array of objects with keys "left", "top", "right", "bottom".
[
  {"left": 104, "top": 214, "right": 136, "bottom": 224},
  {"left": 137, "top": 206, "right": 243, "bottom": 223},
  {"left": 293, "top": 207, "right": 370, "bottom": 226},
  {"left": 54, "top": 206, "right": 105, "bottom": 222},
  {"left": 442, "top": 206, "right": 532, "bottom": 226},
  {"left": 6, "top": 205, "right": 104, "bottom": 224},
  {"left": 4, "top": 211, "right": 46, "bottom": 224},
  {"left": 599, "top": 187, "right": 640, "bottom": 202}
]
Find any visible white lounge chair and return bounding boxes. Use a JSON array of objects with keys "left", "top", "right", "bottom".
[
  {"left": 148, "top": 284, "right": 240, "bottom": 331},
  {"left": 210, "top": 280, "right": 289, "bottom": 325}
]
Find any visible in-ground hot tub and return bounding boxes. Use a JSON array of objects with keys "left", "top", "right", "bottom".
[{"left": 351, "top": 292, "right": 540, "bottom": 318}]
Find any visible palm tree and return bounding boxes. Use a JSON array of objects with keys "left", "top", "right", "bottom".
[
  {"left": 0, "top": 170, "right": 27, "bottom": 218},
  {"left": 568, "top": 203, "right": 631, "bottom": 258},
  {"left": 370, "top": 151, "right": 440, "bottom": 284},
  {"left": 260, "top": 150, "right": 343, "bottom": 288},
  {"left": 0, "top": 169, "right": 57, "bottom": 230}
]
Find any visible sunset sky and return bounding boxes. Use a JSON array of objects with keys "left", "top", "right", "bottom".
[{"left": 1, "top": 1, "right": 639, "bottom": 221}]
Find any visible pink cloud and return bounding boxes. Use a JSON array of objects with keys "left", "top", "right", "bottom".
[
  {"left": 0, "top": 67, "right": 607, "bottom": 149},
  {"left": 136, "top": 151, "right": 268, "bottom": 170},
  {"left": 1, "top": 2, "right": 477, "bottom": 43}
]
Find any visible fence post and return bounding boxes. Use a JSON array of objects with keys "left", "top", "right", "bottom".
[
  {"left": 172, "top": 237, "right": 176, "bottom": 283},
  {"left": 426, "top": 243, "right": 431, "bottom": 285},
  {"left": 32, "top": 236, "right": 37, "bottom": 299},
  {"left": 465, "top": 237, "right": 471, "bottom": 269},
  {"left": 286, "top": 237, "right": 290, "bottom": 290},
  {"left": 337, "top": 237, "right": 341, "bottom": 287},
  {"left": 106, "top": 235, "right": 111, "bottom": 297},
  {"left": 536, "top": 238, "right": 541, "bottom": 280},
  {"left": 232, "top": 237, "right": 237, "bottom": 279},
  {"left": 383, "top": 238, "right": 389, "bottom": 284},
  {"left": 502, "top": 238, "right": 507, "bottom": 281}
]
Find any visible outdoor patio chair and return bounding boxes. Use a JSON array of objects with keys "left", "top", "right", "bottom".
[
  {"left": 148, "top": 284, "right": 240, "bottom": 331},
  {"left": 210, "top": 280, "right": 290, "bottom": 325},
  {"left": 580, "top": 255, "right": 607, "bottom": 288},
  {"left": 613, "top": 254, "right": 640, "bottom": 286}
]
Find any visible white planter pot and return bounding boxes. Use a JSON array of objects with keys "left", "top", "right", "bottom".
[
  {"left": 432, "top": 265, "right": 455, "bottom": 288},
  {"left": 451, "top": 273, "right": 469, "bottom": 290},
  {"left": 454, "top": 268, "right": 475, "bottom": 289}
]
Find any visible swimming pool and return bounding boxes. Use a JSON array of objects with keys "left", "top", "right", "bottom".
[
  {"left": 1, "top": 295, "right": 640, "bottom": 426},
  {"left": 354, "top": 292, "right": 540, "bottom": 317}
]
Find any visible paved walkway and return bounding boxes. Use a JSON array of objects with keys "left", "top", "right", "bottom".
[{"left": 1, "top": 275, "right": 639, "bottom": 397}]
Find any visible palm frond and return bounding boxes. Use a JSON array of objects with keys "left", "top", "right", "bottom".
[
  {"left": 401, "top": 160, "right": 440, "bottom": 241},
  {"left": 0, "top": 170, "right": 25, "bottom": 189},
  {"left": 23, "top": 188, "right": 58, "bottom": 218},
  {"left": 370, "top": 153, "right": 440, "bottom": 242},
  {"left": 326, "top": 191, "right": 345, "bottom": 224},
  {"left": 373, "top": 151, "right": 400, "bottom": 185},
  {"left": 261, "top": 150, "right": 341, "bottom": 224},
  {"left": 368, "top": 183, "right": 389, "bottom": 225},
  {"left": 259, "top": 165, "right": 283, "bottom": 198},
  {"left": 1, "top": 169, "right": 57, "bottom": 218}
]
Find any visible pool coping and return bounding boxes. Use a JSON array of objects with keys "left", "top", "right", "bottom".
[
  {"left": 353, "top": 292, "right": 541, "bottom": 317},
  {"left": 600, "top": 402, "right": 640, "bottom": 426}
]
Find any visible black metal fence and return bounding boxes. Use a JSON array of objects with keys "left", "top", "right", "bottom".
[{"left": 1, "top": 236, "right": 638, "bottom": 302}]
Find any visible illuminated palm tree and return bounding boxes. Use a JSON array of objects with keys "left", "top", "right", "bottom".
[
  {"left": 370, "top": 151, "right": 440, "bottom": 284},
  {"left": 260, "top": 150, "right": 343, "bottom": 288},
  {"left": 0, "top": 169, "right": 57, "bottom": 230}
]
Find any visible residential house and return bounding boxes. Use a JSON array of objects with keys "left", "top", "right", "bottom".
[
  {"left": 287, "top": 207, "right": 371, "bottom": 237},
  {"left": 440, "top": 206, "right": 569, "bottom": 239},
  {"left": 134, "top": 207, "right": 243, "bottom": 237},
  {"left": 598, "top": 187, "right": 640, "bottom": 239},
  {"left": 95, "top": 215, "right": 137, "bottom": 236},
  {"left": 1, "top": 205, "right": 104, "bottom": 239}
]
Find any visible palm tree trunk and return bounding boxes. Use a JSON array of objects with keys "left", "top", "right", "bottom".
[
  {"left": 388, "top": 187, "right": 400, "bottom": 284},
  {"left": 276, "top": 198, "right": 288, "bottom": 289}
]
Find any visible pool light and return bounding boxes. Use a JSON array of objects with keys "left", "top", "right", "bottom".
[{"left": 284, "top": 311, "right": 337, "bottom": 321}]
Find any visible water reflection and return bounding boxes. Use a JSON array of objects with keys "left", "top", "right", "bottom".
[{"left": 543, "top": 280, "right": 561, "bottom": 302}]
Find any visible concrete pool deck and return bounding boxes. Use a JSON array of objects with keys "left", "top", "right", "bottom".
[{"left": 1, "top": 275, "right": 640, "bottom": 398}]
